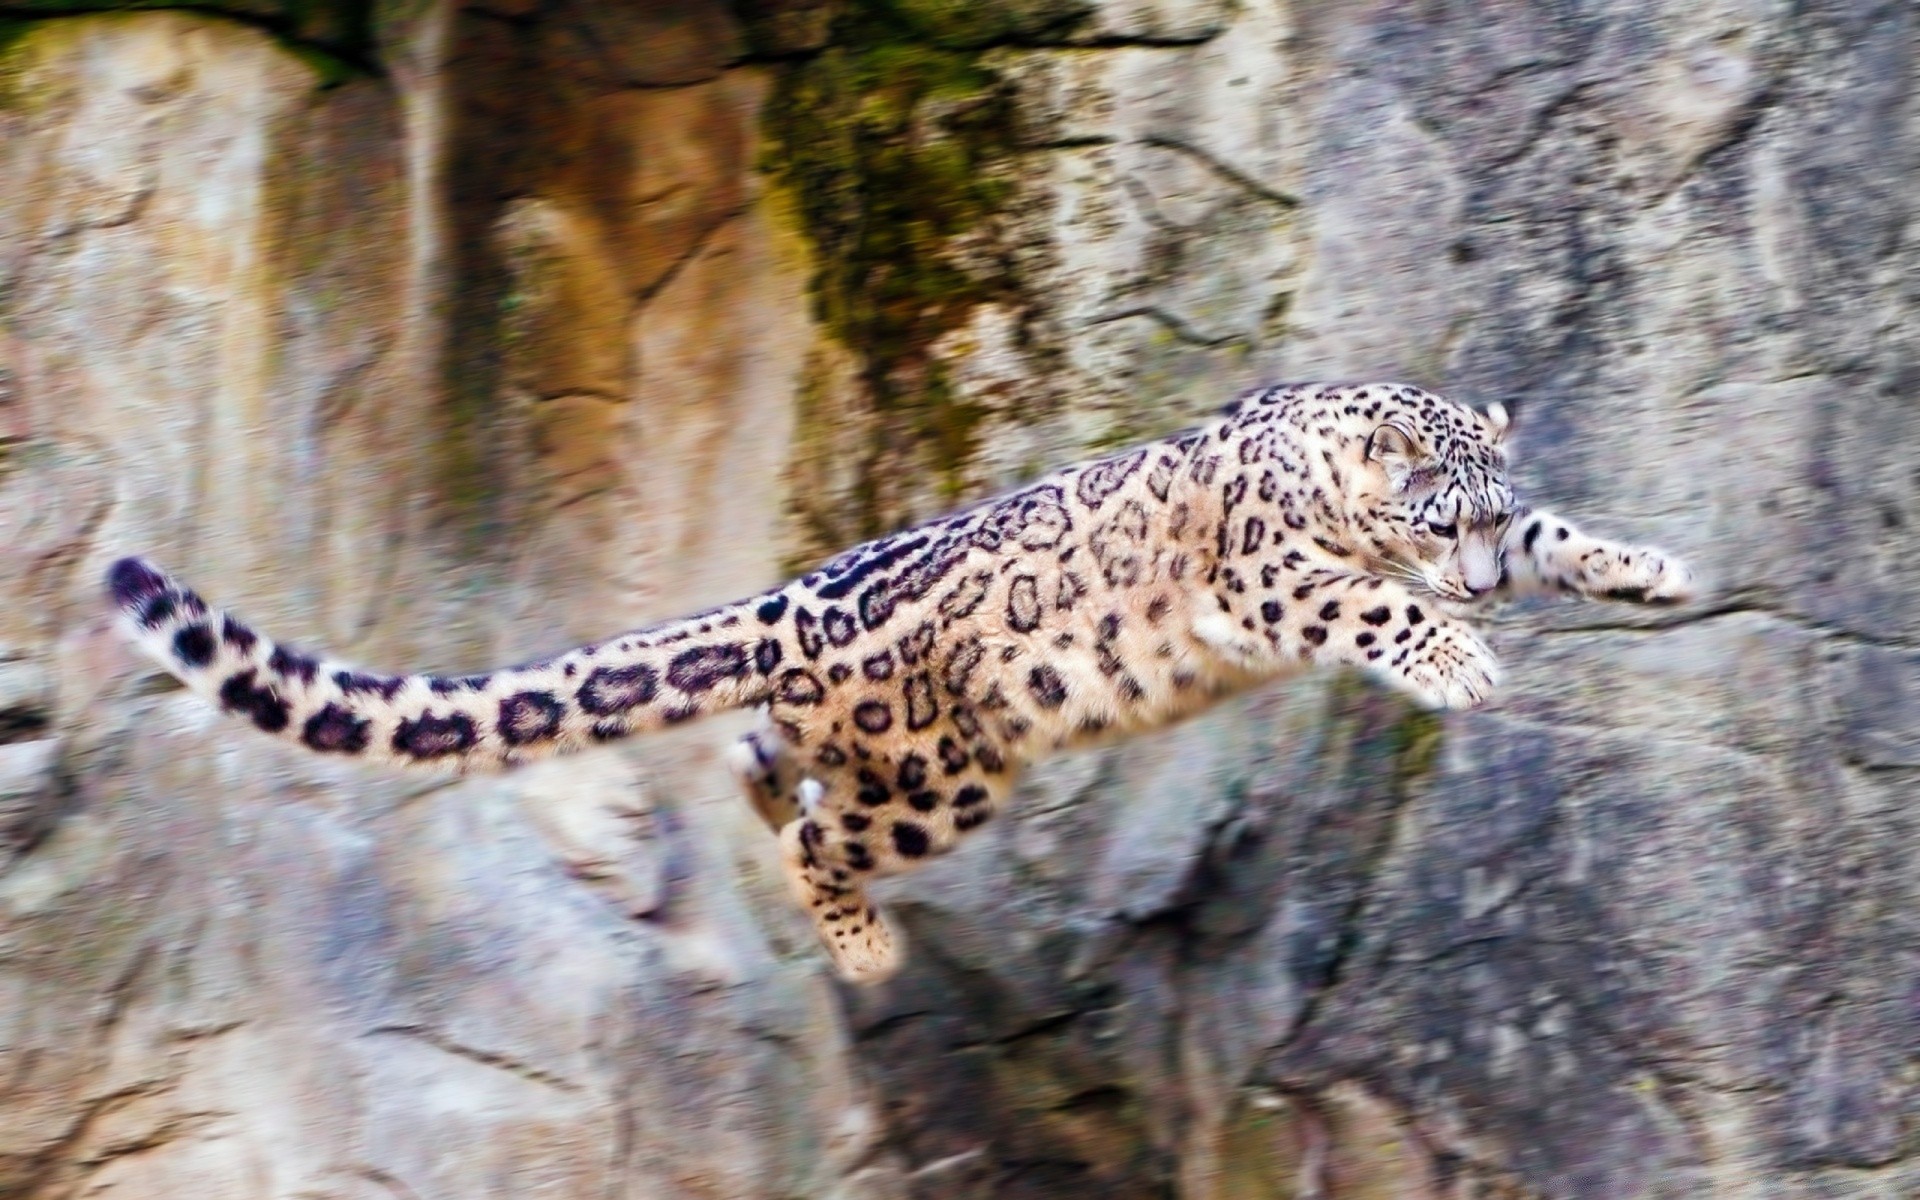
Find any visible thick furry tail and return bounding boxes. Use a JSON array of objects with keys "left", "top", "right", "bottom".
[{"left": 105, "top": 557, "right": 788, "bottom": 772}]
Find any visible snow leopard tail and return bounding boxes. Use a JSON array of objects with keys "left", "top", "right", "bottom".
[{"left": 105, "top": 556, "right": 799, "bottom": 772}]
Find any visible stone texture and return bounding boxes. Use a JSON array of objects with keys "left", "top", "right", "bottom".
[{"left": 0, "top": 1, "right": 1914, "bottom": 1197}]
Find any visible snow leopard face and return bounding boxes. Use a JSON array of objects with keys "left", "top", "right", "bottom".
[{"left": 1349, "top": 388, "right": 1518, "bottom": 602}]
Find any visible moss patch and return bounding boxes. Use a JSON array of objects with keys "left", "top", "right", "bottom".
[
  {"left": 751, "top": 0, "right": 1086, "bottom": 530},
  {"left": 1385, "top": 704, "right": 1443, "bottom": 785},
  {"left": 0, "top": 21, "right": 34, "bottom": 102},
  {"left": 762, "top": 8, "right": 1018, "bottom": 383}
]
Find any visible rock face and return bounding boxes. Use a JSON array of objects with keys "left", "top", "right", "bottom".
[{"left": 0, "top": 1, "right": 1913, "bottom": 1196}]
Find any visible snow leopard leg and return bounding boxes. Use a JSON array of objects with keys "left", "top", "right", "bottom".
[{"left": 1503, "top": 509, "right": 1695, "bottom": 604}]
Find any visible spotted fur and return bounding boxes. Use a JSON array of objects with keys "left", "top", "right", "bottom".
[{"left": 107, "top": 383, "right": 1693, "bottom": 981}]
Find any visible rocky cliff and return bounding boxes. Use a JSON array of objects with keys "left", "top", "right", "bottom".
[{"left": 0, "top": 1, "right": 1914, "bottom": 1196}]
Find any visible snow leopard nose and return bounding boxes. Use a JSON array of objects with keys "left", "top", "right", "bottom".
[{"left": 1459, "top": 533, "right": 1501, "bottom": 594}]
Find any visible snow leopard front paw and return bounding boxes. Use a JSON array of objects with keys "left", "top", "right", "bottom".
[
  {"left": 1389, "top": 621, "right": 1502, "bottom": 711},
  {"left": 1594, "top": 546, "right": 1695, "bottom": 606}
]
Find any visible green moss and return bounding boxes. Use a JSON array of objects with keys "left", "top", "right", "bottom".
[
  {"left": 0, "top": 18, "right": 29, "bottom": 55},
  {"left": 755, "top": 0, "right": 1084, "bottom": 527},
  {"left": 764, "top": 15, "right": 1016, "bottom": 382},
  {"left": 1325, "top": 673, "right": 1446, "bottom": 788},
  {"left": 0, "top": 21, "right": 34, "bottom": 104},
  {"left": 1386, "top": 704, "right": 1443, "bottom": 784},
  {"left": 915, "top": 361, "right": 989, "bottom": 501},
  {"left": 885, "top": 0, "right": 1089, "bottom": 48}
]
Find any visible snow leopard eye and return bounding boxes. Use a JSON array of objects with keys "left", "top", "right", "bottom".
[{"left": 1427, "top": 521, "right": 1458, "bottom": 539}]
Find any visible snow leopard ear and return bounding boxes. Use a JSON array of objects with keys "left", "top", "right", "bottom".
[
  {"left": 1484, "top": 402, "right": 1511, "bottom": 444},
  {"left": 1366, "top": 423, "right": 1431, "bottom": 489}
]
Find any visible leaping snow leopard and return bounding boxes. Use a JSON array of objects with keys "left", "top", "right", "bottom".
[{"left": 106, "top": 382, "right": 1694, "bottom": 982}]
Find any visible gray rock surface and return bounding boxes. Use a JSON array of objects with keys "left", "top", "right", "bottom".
[{"left": 0, "top": 1, "right": 1913, "bottom": 1196}]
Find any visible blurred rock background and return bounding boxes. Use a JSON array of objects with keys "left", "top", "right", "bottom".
[{"left": 0, "top": 1, "right": 1913, "bottom": 1196}]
